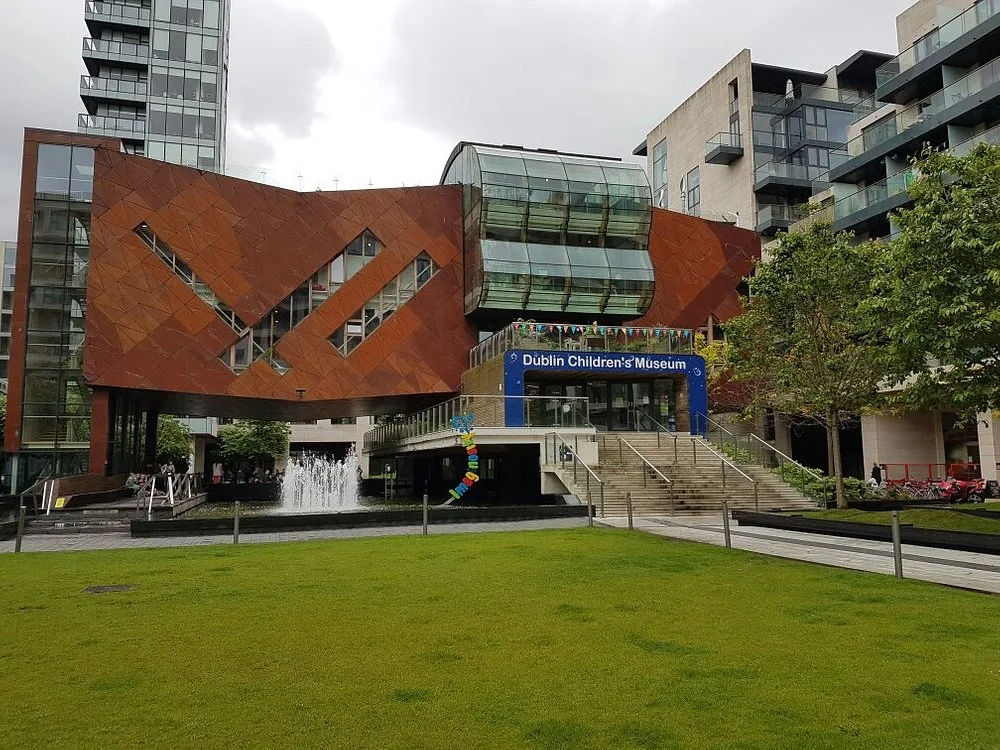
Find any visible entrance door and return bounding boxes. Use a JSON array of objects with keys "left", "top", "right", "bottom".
[{"left": 609, "top": 383, "right": 632, "bottom": 430}]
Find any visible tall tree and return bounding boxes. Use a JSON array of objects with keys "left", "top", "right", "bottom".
[
  {"left": 156, "top": 415, "right": 192, "bottom": 465},
  {"left": 725, "top": 221, "right": 886, "bottom": 508},
  {"left": 879, "top": 143, "right": 1000, "bottom": 416},
  {"left": 218, "top": 420, "right": 290, "bottom": 467}
]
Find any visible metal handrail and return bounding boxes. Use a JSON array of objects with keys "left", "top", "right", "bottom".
[
  {"left": 629, "top": 408, "right": 680, "bottom": 464},
  {"left": 615, "top": 435, "right": 675, "bottom": 515},
  {"left": 692, "top": 438, "right": 756, "bottom": 485},
  {"left": 19, "top": 472, "right": 52, "bottom": 518},
  {"left": 745, "top": 433, "right": 824, "bottom": 482},
  {"left": 699, "top": 411, "right": 826, "bottom": 507},
  {"left": 545, "top": 432, "right": 603, "bottom": 524}
]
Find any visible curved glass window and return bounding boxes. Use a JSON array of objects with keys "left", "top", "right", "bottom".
[{"left": 442, "top": 143, "right": 653, "bottom": 316}]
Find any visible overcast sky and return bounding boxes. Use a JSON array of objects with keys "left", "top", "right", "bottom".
[{"left": 0, "top": 0, "right": 915, "bottom": 240}]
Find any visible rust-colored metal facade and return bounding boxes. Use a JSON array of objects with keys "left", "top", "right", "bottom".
[{"left": 7, "top": 135, "right": 760, "bottom": 477}]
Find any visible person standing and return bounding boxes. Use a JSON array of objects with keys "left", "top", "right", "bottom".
[{"left": 871, "top": 462, "right": 883, "bottom": 486}]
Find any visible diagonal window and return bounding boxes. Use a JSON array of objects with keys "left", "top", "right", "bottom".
[
  {"left": 135, "top": 223, "right": 247, "bottom": 334},
  {"left": 330, "top": 252, "right": 438, "bottom": 355},
  {"left": 220, "top": 229, "right": 386, "bottom": 373}
]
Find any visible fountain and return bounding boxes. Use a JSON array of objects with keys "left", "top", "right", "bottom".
[{"left": 278, "top": 450, "right": 361, "bottom": 514}]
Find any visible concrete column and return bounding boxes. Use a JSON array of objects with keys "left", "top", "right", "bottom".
[
  {"left": 977, "top": 412, "right": 998, "bottom": 481},
  {"left": 88, "top": 389, "right": 112, "bottom": 476}
]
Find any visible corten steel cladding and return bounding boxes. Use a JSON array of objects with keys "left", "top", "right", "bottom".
[{"left": 83, "top": 150, "right": 476, "bottom": 407}]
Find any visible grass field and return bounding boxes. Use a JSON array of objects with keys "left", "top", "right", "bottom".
[
  {"left": 2, "top": 529, "right": 999, "bottom": 748},
  {"left": 790, "top": 507, "right": 1000, "bottom": 534}
]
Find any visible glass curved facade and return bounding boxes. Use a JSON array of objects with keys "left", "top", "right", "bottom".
[{"left": 442, "top": 144, "right": 654, "bottom": 317}]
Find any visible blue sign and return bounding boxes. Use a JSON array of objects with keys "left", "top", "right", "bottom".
[{"left": 503, "top": 349, "right": 708, "bottom": 434}]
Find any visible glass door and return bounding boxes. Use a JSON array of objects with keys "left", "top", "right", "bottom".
[{"left": 609, "top": 383, "right": 631, "bottom": 430}]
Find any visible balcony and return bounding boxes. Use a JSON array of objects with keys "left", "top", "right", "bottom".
[
  {"left": 78, "top": 113, "right": 146, "bottom": 140},
  {"left": 752, "top": 86, "right": 878, "bottom": 118},
  {"left": 84, "top": 0, "right": 151, "bottom": 31},
  {"left": 80, "top": 75, "right": 148, "bottom": 106},
  {"left": 832, "top": 121, "right": 1000, "bottom": 232},
  {"left": 753, "top": 161, "right": 827, "bottom": 196},
  {"left": 705, "top": 132, "right": 744, "bottom": 165},
  {"left": 830, "top": 53, "right": 1000, "bottom": 183},
  {"left": 876, "top": 0, "right": 1000, "bottom": 103},
  {"left": 755, "top": 204, "right": 810, "bottom": 235},
  {"left": 82, "top": 37, "right": 150, "bottom": 73},
  {"left": 469, "top": 321, "right": 694, "bottom": 369}
]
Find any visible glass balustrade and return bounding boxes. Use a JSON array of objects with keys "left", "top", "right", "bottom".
[{"left": 876, "top": 0, "right": 1000, "bottom": 87}]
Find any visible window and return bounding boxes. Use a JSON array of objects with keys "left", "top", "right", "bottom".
[
  {"left": 651, "top": 139, "right": 667, "bottom": 209},
  {"left": 729, "top": 79, "right": 741, "bottom": 135},
  {"left": 134, "top": 223, "right": 247, "bottom": 333},
  {"left": 685, "top": 167, "right": 701, "bottom": 216},
  {"left": 330, "top": 253, "right": 439, "bottom": 355}
]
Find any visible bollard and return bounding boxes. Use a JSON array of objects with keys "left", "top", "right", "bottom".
[
  {"left": 721, "top": 495, "right": 732, "bottom": 549},
  {"left": 233, "top": 500, "right": 240, "bottom": 546},
  {"left": 891, "top": 510, "right": 904, "bottom": 579},
  {"left": 14, "top": 505, "right": 26, "bottom": 553},
  {"left": 422, "top": 484, "right": 429, "bottom": 536},
  {"left": 626, "top": 491, "right": 634, "bottom": 530}
]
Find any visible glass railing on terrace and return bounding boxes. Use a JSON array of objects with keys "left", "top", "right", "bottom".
[
  {"left": 756, "top": 204, "right": 810, "bottom": 227},
  {"left": 82, "top": 38, "right": 150, "bottom": 59},
  {"left": 834, "top": 121, "right": 1000, "bottom": 221},
  {"left": 752, "top": 86, "right": 877, "bottom": 117},
  {"left": 363, "top": 394, "right": 593, "bottom": 451},
  {"left": 78, "top": 114, "right": 146, "bottom": 136},
  {"left": 754, "top": 161, "right": 829, "bottom": 184},
  {"left": 470, "top": 321, "right": 694, "bottom": 368},
  {"left": 80, "top": 75, "right": 148, "bottom": 97},
  {"left": 705, "top": 131, "right": 742, "bottom": 155},
  {"left": 85, "top": 0, "right": 152, "bottom": 22},
  {"left": 876, "top": 0, "right": 1000, "bottom": 87},
  {"left": 845, "top": 54, "right": 1000, "bottom": 158}
]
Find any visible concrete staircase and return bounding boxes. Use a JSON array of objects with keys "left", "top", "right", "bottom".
[{"left": 552, "top": 432, "right": 819, "bottom": 517}]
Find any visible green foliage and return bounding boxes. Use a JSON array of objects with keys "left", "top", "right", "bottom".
[
  {"left": 794, "top": 507, "right": 1000, "bottom": 535},
  {"left": 156, "top": 415, "right": 191, "bottom": 464},
  {"left": 725, "top": 221, "right": 886, "bottom": 507},
  {"left": 1, "top": 530, "right": 999, "bottom": 747},
  {"left": 879, "top": 143, "right": 1000, "bottom": 416},
  {"left": 217, "top": 420, "right": 290, "bottom": 465}
]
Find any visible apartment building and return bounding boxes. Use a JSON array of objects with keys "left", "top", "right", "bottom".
[
  {"left": 79, "top": 0, "right": 230, "bottom": 170},
  {"left": 635, "top": 48, "right": 890, "bottom": 237},
  {"left": 824, "top": 0, "right": 1000, "bottom": 481}
]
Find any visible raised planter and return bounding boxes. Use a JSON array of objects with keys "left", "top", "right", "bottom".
[
  {"left": 131, "top": 504, "right": 588, "bottom": 538},
  {"left": 732, "top": 510, "right": 1000, "bottom": 556}
]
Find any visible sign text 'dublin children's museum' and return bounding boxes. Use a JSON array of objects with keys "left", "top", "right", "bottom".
[{"left": 503, "top": 349, "right": 709, "bottom": 432}]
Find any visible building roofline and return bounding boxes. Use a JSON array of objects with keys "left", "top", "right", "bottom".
[{"left": 439, "top": 141, "right": 623, "bottom": 184}]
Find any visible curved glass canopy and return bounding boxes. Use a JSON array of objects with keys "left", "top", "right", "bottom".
[{"left": 442, "top": 143, "right": 654, "bottom": 317}]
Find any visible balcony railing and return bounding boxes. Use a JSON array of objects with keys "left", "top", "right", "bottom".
[
  {"left": 705, "top": 131, "right": 742, "bottom": 155},
  {"left": 833, "top": 121, "right": 1000, "bottom": 224},
  {"left": 84, "top": 0, "right": 152, "bottom": 24},
  {"left": 845, "top": 53, "right": 1000, "bottom": 159},
  {"left": 78, "top": 113, "right": 146, "bottom": 137},
  {"left": 752, "top": 86, "right": 878, "bottom": 118},
  {"left": 80, "top": 75, "right": 148, "bottom": 98},
  {"left": 469, "top": 321, "right": 695, "bottom": 369},
  {"left": 876, "top": 0, "right": 1000, "bottom": 87},
  {"left": 754, "top": 161, "right": 828, "bottom": 185},
  {"left": 363, "top": 394, "right": 593, "bottom": 453},
  {"left": 82, "top": 37, "right": 150, "bottom": 61},
  {"left": 756, "top": 204, "right": 810, "bottom": 228}
]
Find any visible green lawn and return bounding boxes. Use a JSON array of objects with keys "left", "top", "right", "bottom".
[
  {"left": 2, "top": 530, "right": 999, "bottom": 748},
  {"left": 790, "top": 507, "right": 1000, "bottom": 535}
]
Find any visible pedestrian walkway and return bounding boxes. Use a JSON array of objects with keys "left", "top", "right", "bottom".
[
  {"left": 600, "top": 515, "right": 1000, "bottom": 594},
  {"left": 0, "top": 517, "right": 590, "bottom": 554}
]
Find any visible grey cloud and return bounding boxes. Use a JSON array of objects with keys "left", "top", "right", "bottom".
[
  {"left": 227, "top": 0, "right": 337, "bottom": 138},
  {"left": 0, "top": 0, "right": 82, "bottom": 240},
  {"left": 385, "top": 0, "right": 915, "bottom": 159}
]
